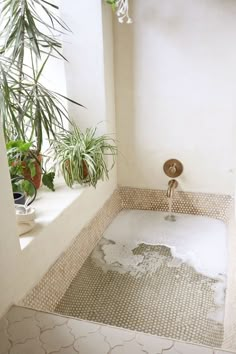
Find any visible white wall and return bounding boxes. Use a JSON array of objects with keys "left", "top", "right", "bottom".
[
  {"left": 0, "top": 0, "right": 117, "bottom": 317},
  {"left": 224, "top": 204, "right": 236, "bottom": 350},
  {"left": 0, "top": 129, "right": 21, "bottom": 315},
  {"left": 115, "top": 0, "right": 236, "bottom": 195},
  {"left": 61, "top": 0, "right": 116, "bottom": 137}
]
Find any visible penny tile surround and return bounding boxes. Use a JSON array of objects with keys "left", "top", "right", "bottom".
[
  {"left": 21, "top": 187, "right": 233, "bottom": 312},
  {"left": 21, "top": 189, "right": 122, "bottom": 312},
  {"left": 55, "top": 243, "right": 224, "bottom": 348},
  {"left": 119, "top": 187, "right": 233, "bottom": 223}
]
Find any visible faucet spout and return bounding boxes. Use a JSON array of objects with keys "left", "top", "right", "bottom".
[{"left": 167, "top": 179, "right": 178, "bottom": 198}]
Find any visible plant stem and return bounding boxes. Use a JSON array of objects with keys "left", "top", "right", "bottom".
[{"left": 17, "top": 0, "right": 26, "bottom": 139}]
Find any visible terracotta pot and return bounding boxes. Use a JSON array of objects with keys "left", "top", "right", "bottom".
[
  {"left": 65, "top": 159, "right": 88, "bottom": 180},
  {"left": 22, "top": 154, "right": 42, "bottom": 189},
  {"left": 82, "top": 160, "right": 88, "bottom": 178}
]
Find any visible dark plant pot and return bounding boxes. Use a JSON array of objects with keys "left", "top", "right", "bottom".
[
  {"left": 13, "top": 192, "right": 25, "bottom": 205},
  {"left": 11, "top": 176, "right": 37, "bottom": 206}
]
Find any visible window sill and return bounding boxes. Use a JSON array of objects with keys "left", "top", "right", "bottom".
[{"left": 19, "top": 177, "right": 85, "bottom": 250}]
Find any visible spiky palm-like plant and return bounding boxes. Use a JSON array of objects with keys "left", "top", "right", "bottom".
[{"left": 0, "top": 0, "right": 82, "bottom": 189}]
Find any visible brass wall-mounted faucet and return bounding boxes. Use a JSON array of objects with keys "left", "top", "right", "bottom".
[
  {"left": 163, "top": 159, "right": 183, "bottom": 198},
  {"left": 166, "top": 179, "right": 178, "bottom": 198}
]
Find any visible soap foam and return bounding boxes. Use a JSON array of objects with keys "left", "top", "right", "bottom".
[
  {"left": 103, "top": 210, "right": 228, "bottom": 279},
  {"left": 101, "top": 209, "right": 227, "bottom": 322}
]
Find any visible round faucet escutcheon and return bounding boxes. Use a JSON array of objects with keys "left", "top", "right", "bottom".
[{"left": 163, "top": 159, "right": 183, "bottom": 178}]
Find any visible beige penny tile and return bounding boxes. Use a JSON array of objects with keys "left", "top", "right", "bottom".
[
  {"left": 55, "top": 241, "right": 224, "bottom": 348},
  {"left": 119, "top": 187, "right": 233, "bottom": 223},
  {"left": 110, "top": 340, "right": 145, "bottom": 354},
  {"left": 100, "top": 326, "right": 135, "bottom": 347},
  {"left": 21, "top": 188, "right": 232, "bottom": 316},
  {"left": 167, "top": 341, "right": 213, "bottom": 353},
  {"left": 74, "top": 331, "right": 110, "bottom": 353},
  {"left": 67, "top": 318, "right": 100, "bottom": 337},
  {"left": 40, "top": 323, "right": 74, "bottom": 353},
  {"left": 8, "top": 317, "right": 40, "bottom": 343},
  {"left": 10, "top": 338, "right": 45, "bottom": 354},
  {"left": 22, "top": 189, "right": 122, "bottom": 312},
  {"left": 6, "top": 306, "right": 35, "bottom": 323},
  {"left": 136, "top": 333, "right": 173, "bottom": 353},
  {"left": 35, "top": 312, "right": 67, "bottom": 330}
]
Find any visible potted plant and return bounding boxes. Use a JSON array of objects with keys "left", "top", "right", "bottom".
[
  {"left": 53, "top": 123, "right": 117, "bottom": 188},
  {"left": 0, "top": 0, "right": 82, "bottom": 190},
  {"left": 106, "top": 0, "right": 132, "bottom": 23},
  {"left": 6, "top": 140, "right": 55, "bottom": 192},
  {"left": 11, "top": 175, "right": 37, "bottom": 206}
]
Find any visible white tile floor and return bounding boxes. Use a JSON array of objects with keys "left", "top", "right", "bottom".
[{"left": 0, "top": 306, "right": 235, "bottom": 354}]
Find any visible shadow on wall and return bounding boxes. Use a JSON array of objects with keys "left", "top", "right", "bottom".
[
  {"left": 142, "top": 0, "right": 185, "bottom": 29},
  {"left": 115, "top": 0, "right": 136, "bottom": 180}
]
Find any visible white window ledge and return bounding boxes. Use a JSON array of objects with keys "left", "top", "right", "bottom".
[{"left": 19, "top": 178, "right": 86, "bottom": 250}]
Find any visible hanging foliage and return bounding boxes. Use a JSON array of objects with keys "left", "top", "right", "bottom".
[{"left": 106, "top": 0, "right": 132, "bottom": 23}]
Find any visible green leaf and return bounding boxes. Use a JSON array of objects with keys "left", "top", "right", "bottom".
[
  {"left": 12, "top": 182, "right": 20, "bottom": 193},
  {"left": 20, "top": 142, "right": 33, "bottom": 152},
  {"left": 21, "top": 180, "right": 35, "bottom": 196},
  {"left": 106, "top": 0, "right": 117, "bottom": 10},
  {"left": 41, "top": 0, "right": 59, "bottom": 9},
  {"left": 55, "top": 92, "right": 85, "bottom": 108},
  {"left": 42, "top": 172, "right": 55, "bottom": 191},
  {"left": 28, "top": 161, "right": 36, "bottom": 177}
]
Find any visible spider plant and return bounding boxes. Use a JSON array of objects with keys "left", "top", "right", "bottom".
[
  {"left": 53, "top": 123, "right": 117, "bottom": 188},
  {"left": 106, "top": 0, "right": 117, "bottom": 11},
  {"left": 105, "top": 0, "right": 132, "bottom": 23}
]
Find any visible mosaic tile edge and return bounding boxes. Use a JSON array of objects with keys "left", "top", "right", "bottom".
[
  {"left": 21, "top": 189, "right": 122, "bottom": 312},
  {"left": 119, "top": 187, "right": 233, "bottom": 223}
]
